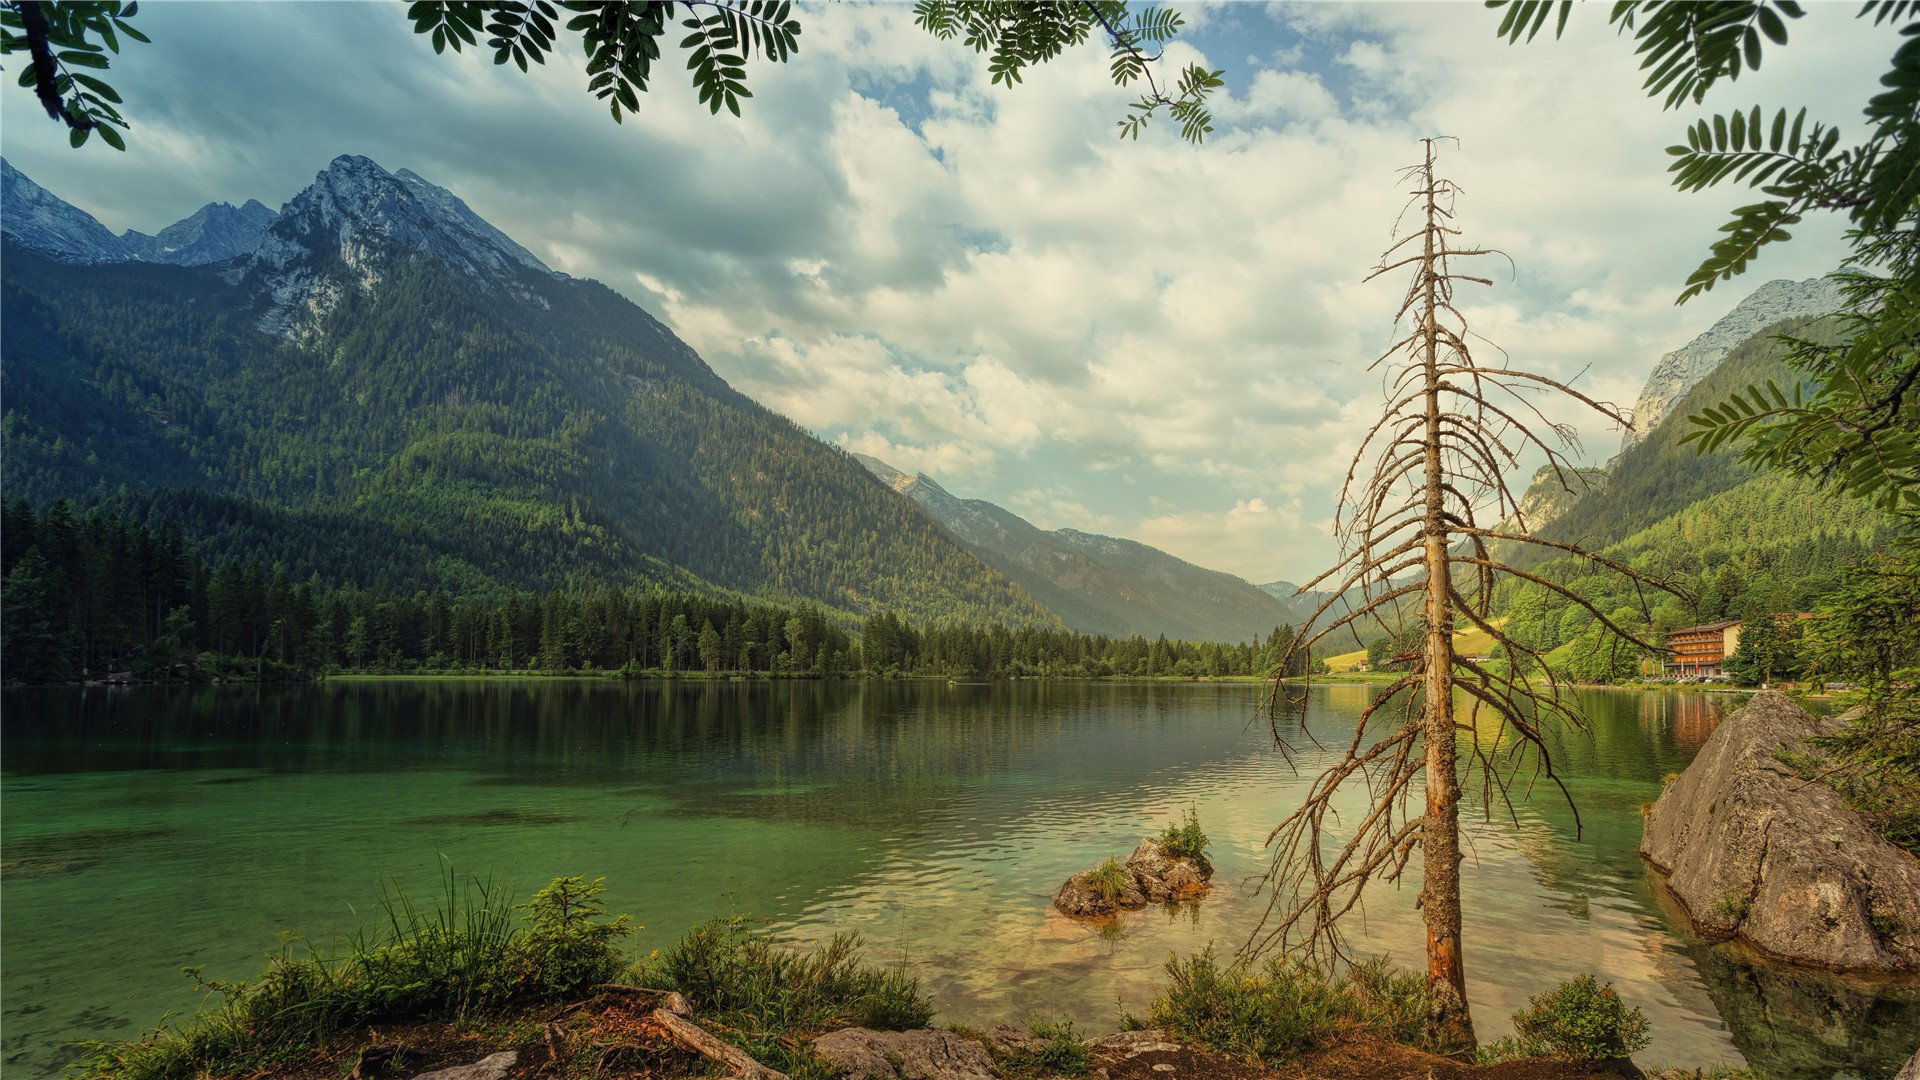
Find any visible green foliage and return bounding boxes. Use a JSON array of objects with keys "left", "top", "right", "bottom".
[
  {"left": 1158, "top": 807, "right": 1210, "bottom": 867},
  {"left": 1685, "top": 285, "right": 1920, "bottom": 512},
  {"left": 1144, "top": 949, "right": 1432, "bottom": 1063},
  {"left": 657, "top": 915, "right": 933, "bottom": 1036},
  {"left": 72, "top": 871, "right": 634, "bottom": 1080},
  {"left": 0, "top": 1, "right": 146, "bottom": 149},
  {"left": 515, "top": 876, "right": 634, "bottom": 996},
  {"left": 997, "top": 1019, "right": 1094, "bottom": 1078},
  {"left": 1711, "top": 893, "right": 1753, "bottom": 925},
  {"left": 12, "top": 0, "right": 1214, "bottom": 142},
  {"left": 911, "top": 1, "right": 1220, "bottom": 142},
  {"left": 407, "top": 1, "right": 801, "bottom": 120},
  {"left": 1724, "top": 605, "right": 1808, "bottom": 686},
  {"left": 1490, "top": 1, "right": 1920, "bottom": 509},
  {"left": 1506, "top": 975, "right": 1653, "bottom": 1062},
  {"left": 1086, "top": 857, "right": 1131, "bottom": 905},
  {"left": 1800, "top": 552, "right": 1920, "bottom": 854}
]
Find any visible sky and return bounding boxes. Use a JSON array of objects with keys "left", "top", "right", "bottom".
[{"left": 0, "top": 2, "right": 1889, "bottom": 583}]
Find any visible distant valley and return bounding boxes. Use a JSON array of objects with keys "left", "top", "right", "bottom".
[{"left": 856, "top": 454, "right": 1308, "bottom": 642}]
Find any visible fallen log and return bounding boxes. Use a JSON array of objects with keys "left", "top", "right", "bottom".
[{"left": 649, "top": 1008, "right": 788, "bottom": 1080}]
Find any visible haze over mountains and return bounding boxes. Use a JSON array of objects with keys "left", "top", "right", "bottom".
[
  {"left": 1, "top": 154, "right": 1309, "bottom": 642},
  {"left": 2, "top": 158, "right": 275, "bottom": 266},
  {"left": 856, "top": 454, "right": 1307, "bottom": 641},
  {"left": 3, "top": 154, "right": 1053, "bottom": 627}
]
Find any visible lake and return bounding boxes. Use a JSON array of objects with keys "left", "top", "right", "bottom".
[{"left": 3, "top": 679, "right": 1916, "bottom": 1078}]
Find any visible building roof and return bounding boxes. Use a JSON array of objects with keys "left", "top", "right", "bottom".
[{"left": 1668, "top": 619, "right": 1741, "bottom": 635}]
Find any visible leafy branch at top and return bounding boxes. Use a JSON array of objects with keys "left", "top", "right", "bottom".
[
  {"left": 0, "top": 0, "right": 146, "bottom": 150},
  {"left": 406, "top": 1, "right": 800, "bottom": 122},
  {"left": 912, "top": 1, "right": 1222, "bottom": 143}
]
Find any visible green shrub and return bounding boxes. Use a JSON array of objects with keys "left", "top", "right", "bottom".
[
  {"left": 1087, "top": 857, "right": 1132, "bottom": 905},
  {"left": 1144, "top": 948, "right": 1433, "bottom": 1063},
  {"left": 1510, "top": 975, "right": 1652, "bottom": 1061},
  {"left": 659, "top": 915, "right": 933, "bottom": 1035},
  {"left": 999, "top": 1019, "right": 1094, "bottom": 1077},
  {"left": 1159, "top": 808, "right": 1211, "bottom": 867},
  {"left": 513, "top": 876, "right": 633, "bottom": 995}
]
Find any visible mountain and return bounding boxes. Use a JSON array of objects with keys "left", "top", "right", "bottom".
[
  {"left": 2, "top": 157, "right": 275, "bottom": 266},
  {"left": 1620, "top": 276, "right": 1846, "bottom": 452},
  {"left": 1, "top": 156, "right": 1053, "bottom": 627},
  {"left": 1, "top": 157, "right": 129, "bottom": 262},
  {"left": 1526, "top": 311, "right": 1845, "bottom": 563},
  {"left": 124, "top": 199, "right": 277, "bottom": 266},
  {"left": 856, "top": 454, "right": 1305, "bottom": 641}
]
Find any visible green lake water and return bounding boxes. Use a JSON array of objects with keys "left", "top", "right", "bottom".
[{"left": 3, "top": 680, "right": 1916, "bottom": 1078}]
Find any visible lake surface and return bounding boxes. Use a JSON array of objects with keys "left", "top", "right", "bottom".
[{"left": 3, "top": 680, "right": 1916, "bottom": 1078}]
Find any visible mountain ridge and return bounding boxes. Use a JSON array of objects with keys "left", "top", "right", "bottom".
[
  {"left": 854, "top": 453, "right": 1307, "bottom": 641},
  {"left": 1, "top": 157, "right": 276, "bottom": 266},
  {"left": 1, "top": 156, "right": 1054, "bottom": 628},
  {"left": 1621, "top": 276, "right": 1846, "bottom": 453}
]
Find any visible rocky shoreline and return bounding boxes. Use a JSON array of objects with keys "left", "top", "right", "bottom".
[{"left": 1641, "top": 691, "right": 1920, "bottom": 973}]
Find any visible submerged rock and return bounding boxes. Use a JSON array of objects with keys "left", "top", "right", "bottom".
[
  {"left": 1641, "top": 691, "right": 1920, "bottom": 972},
  {"left": 811, "top": 1027, "right": 998, "bottom": 1080},
  {"left": 1053, "top": 837, "right": 1213, "bottom": 918}
]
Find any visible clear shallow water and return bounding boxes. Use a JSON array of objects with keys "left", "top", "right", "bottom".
[{"left": 3, "top": 680, "right": 1915, "bottom": 1078}]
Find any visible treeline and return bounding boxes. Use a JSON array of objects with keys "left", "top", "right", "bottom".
[
  {"left": 1497, "top": 473, "right": 1888, "bottom": 683},
  {"left": 860, "top": 609, "right": 1307, "bottom": 680},
  {"left": 0, "top": 502, "right": 1304, "bottom": 684}
]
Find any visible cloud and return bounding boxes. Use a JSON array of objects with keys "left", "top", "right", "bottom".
[
  {"left": 0, "top": 1, "right": 1889, "bottom": 585},
  {"left": 1134, "top": 497, "right": 1307, "bottom": 581}
]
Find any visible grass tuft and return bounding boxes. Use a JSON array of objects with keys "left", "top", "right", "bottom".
[
  {"left": 1144, "top": 948, "right": 1432, "bottom": 1064},
  {"left": 1087, "top": 857, "right": 1132, "bottom": 905},
  {"left": 997, "top": 1018, "right": 1094, "bottom": 1077}
]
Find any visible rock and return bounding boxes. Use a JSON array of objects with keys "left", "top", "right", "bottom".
[
  {"left": 980, "top": 1025, "right": 1045, "bottom": 1058},
  {"left": 1897, "top": 1046, "right": 1919, "bottom": 1080},
  {"left": 407, "top": 1050, "right": 517, "bottom": 1080},
  {"left": 1053, "top": 839, "right": 1213, "bottom": 919},
  {"left": 1086, "top": 1030, "right": 1181, "bottom": 1056},
  {"left": 1641, "top": 691, "right": 1920, "bottom": 972},
  {"left": 811, "top": 1028, "right": 998, "bottom": 1080},
  {"left": 1054, "top": 868, "right": 1148, "bottom": 917},
  {"left": 1620, "top": 277, "right": 1846, "bottom": 453}
]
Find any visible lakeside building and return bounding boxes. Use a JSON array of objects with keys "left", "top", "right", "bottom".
[{"left": 1666, "top": 619, "right": 1742, "bottom": 678}]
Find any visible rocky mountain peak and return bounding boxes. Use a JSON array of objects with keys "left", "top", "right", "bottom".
[
  {"left": 0, "top": 156, "right": 131, "bottom": 262},
  {"left": 1621, "top": 276, "right": 1847, "bottom": 452},
  {"left": 246, "top": 154, "right": 558, "bottom": 337},
  {"left": 125, "top": 198, "right": 278, "bottom": 266},
  {"left": 3, "top": 157, "right": 274, "bottom": 267}
]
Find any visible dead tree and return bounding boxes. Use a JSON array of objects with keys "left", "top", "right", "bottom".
[{"left": 1248, "top": 139, "right": 1674, "bottom": 1054}]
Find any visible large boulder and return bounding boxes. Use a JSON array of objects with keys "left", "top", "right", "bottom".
[
  {"left": 1053, "top": 838, "right": 1212, "bottom": 918},
  {"left": 1641, "top": 691, "right": 1920, "bottom": 972},
  {"left": 810, "top": 1028, "right": 997, "bottom": 1080}
]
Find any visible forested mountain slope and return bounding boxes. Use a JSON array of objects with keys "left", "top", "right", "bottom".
[
  {"left": 0, "top": 156, "right": 1052, "bottom": 626},
  {"left": 1518, "top": 313, "right": 1843, "bottom": 565},
  {"left": 857, "top": 454, "right": 1307, "bottom": 642}
]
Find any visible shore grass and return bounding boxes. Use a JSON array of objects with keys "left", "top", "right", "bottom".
[
  {"left": 1144, "top": 949, "right": 1432, "bottom": 1063},
  {"left": 74, "top": 881, "right": 930, "bottom": 1080}
]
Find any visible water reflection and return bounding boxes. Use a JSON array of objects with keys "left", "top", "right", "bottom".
[{"left": 1, "top": 680, "right": 1913, "bottom": 1079}]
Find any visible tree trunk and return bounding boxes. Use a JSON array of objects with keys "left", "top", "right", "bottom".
[{"left": 1416, "top": 140, "right": 1476, "bottom": 1055}]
